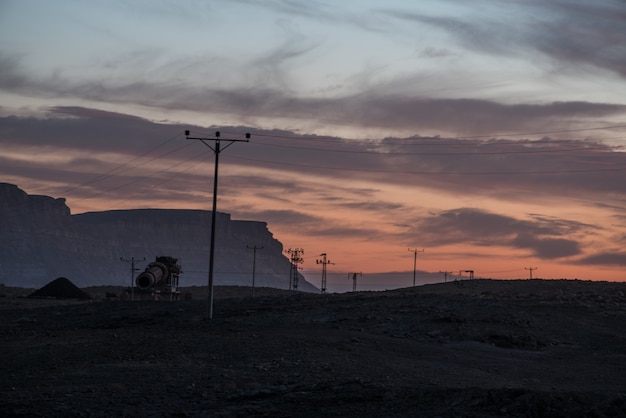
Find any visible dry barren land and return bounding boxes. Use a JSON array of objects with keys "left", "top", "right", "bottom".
[{"left": 1, "top": 279, "right": 626, "bottom": 417}]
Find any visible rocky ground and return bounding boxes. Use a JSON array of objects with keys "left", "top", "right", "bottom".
[{"left": 1, "top": 279, "right": 626, "bottom": 417}]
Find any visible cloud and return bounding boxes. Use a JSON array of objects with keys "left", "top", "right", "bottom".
[
  {"left": 2, "top": 106, "right": 625, "bottom": 211},
  {"left": 413, "top": 208, "right": 585, "bottom": 259},
  {"left": 3, "top": 50, "right": 626, "bottom": 139},
  {"left": 576, "top": 252, "right": 626, "bottom": 266},
  {"left": 385, "top": 1, "right": 626, "bottom": 79},
  {"left": 511, "top": 233, "right": 581, "bottom": 259},
  {"left": 239, "top": 209, "right": 321, "bottom": 227}
]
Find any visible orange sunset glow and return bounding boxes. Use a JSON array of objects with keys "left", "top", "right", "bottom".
[{"left": 1, "top": 1, "right": 625, "bottom": 291}]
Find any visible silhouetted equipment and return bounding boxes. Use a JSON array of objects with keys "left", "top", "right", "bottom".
[{"left": 135, "top": 256, "right": 181, "bottom": 300}]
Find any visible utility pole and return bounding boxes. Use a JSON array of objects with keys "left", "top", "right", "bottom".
[
  {"left": 525, "top": 267, "right": 538, "bottom": 279},
  {"left": 408, "top": 248, "right": 424, "bottom": 287},
  {"left": 120, "top": 257, "right": 145, "bottom": 301},
  {"left": 316, "top": 253, "right": 335, "bottom": 294},
  {"left": 185, "top": 130, "right": 250, "bottom": 319},
  {"left": 247, "top": 245, "right": 263, "bottom": 298},
  {"left": 459, "top": 270, "right": 475, "bottom": 280},
  {"left": 440, "top": 270, "right": 453, "bottom": 283},
  {"left": 348, "top": 272, "right": 362, "bottom": 292},
  {"left": 286, "top": 248, "right": 304, "bottom": 291}
]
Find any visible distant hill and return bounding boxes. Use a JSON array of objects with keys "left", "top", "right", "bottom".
[{"left": 0, "top": 183, "right": 317, "bottom": 291}]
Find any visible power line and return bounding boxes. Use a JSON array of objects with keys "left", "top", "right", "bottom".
[
  {"left": 59, "top": 132, "right": 185, "bottom": 195},
  {"left": 247, "top": 140, "right": 612, "bottom": 156},
  {"left": 456, "top": 125, "right": 626, "bottom": 139},
  {"left": 222, "top": 124, "right": 626, "bottom": 142},
  {"left": 226, "top": 154, "right": 626, "bottom": 175}
]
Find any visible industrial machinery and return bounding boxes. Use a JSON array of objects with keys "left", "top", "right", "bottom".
[{"left": 135, "top": 256, "right": 181, "bottom": 300}]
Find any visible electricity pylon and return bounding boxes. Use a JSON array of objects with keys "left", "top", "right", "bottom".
[
  {"left": 348, "top": 272, "right": 362, "bottom": 292},
  {"left": 185, "top": 130, "right": 250, "bottom": 319},
  {"left": 316, "top": 253, "right": 334, "bottom": 293},
  {"left": 286, "top": 248, "right": 304, "bottom": 290}
]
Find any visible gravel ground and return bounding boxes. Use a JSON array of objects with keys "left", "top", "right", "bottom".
[{"left": 1, "top": 279, "right": 626, "bottom": 417}]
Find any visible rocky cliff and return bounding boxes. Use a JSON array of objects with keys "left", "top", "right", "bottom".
[{"left": 0, "top": 183, "right": 317, "bottom": 291}]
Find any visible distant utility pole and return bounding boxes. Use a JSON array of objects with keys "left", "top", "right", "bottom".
[
  {"left": 247, "top": 245, "right": 263, "bottom": 298},
  {"left": 440, "top": 270, "right": 454, "bottom": 283},
  {"left": 286, "top": 248, "right": 304, "bottom": 291},
  {"left": 120, "top": 257, "right": 145, "bottom": 301},
  {"left": 525, "top": 267, "right": 538, "bottom": 279},
  {"left": 408, "top": 248, "right": 424, "bottom": 287},
  {"left": 459, "top": 270, "right": 475, "bottom": 280},
  {"left": 185, "top": 130, "right": 250, "bottom": 319},
  {"left": 348, "top": 272, "right": 362, "bottom": 292},
  {"left": 316, "top": 253, "right": 335, "bottom": 294}
]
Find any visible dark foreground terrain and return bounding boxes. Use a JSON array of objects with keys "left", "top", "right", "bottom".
[{"left": 1, "top": 279, "right": 626, "bottom": 417}]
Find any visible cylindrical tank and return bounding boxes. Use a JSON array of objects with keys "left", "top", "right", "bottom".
[{"left": 136, "top": 261, "right": 168, "bottom": 289}]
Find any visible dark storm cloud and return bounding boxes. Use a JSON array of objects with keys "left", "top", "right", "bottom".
[
  {"left": 413, "top": 208, "right": 585, "bottom": 259},
  {"left": 385, "top": 1, "right": 626, "bottom": 79}
]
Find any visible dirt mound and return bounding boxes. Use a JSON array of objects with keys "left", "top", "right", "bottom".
[{"left": 27, "top": 277, "right": 92, "bottom": 299}]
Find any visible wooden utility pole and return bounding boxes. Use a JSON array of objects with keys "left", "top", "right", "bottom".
[
  {"left": 525, "top": 267, "right": 538, "bottom": 279},
  {"left": 185, "top": 130, "right": 249, "bottom": 319},
  {"left": 408, "top": 248, "right": 424, "bottom": 287},
  {"left": 247, "top": 245, "right": 263, "bottom": 297}
]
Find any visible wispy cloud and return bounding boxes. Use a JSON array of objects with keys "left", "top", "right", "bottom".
[{"left": 385, "top": 1, "right": 626, "bottom": 79}]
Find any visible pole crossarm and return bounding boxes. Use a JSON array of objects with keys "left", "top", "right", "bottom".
[{"left": 186, "top": 131, "right": 250, "bottom": 150}]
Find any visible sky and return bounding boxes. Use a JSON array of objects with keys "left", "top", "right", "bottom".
[{"left": 1, "top": 0, "right": 625, "bottom": 291}]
